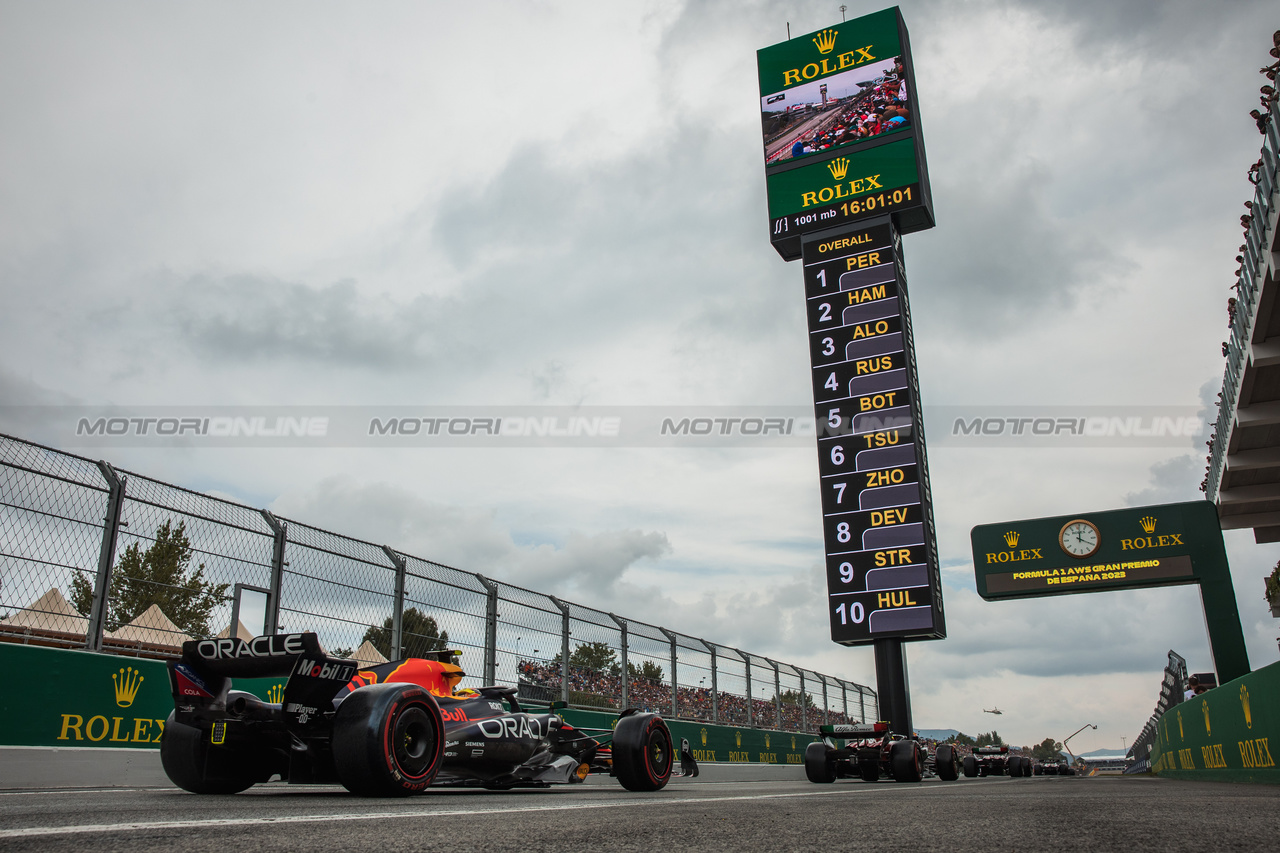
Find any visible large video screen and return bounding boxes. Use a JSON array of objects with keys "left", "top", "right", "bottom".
[{"left": 761, "top": 57, "right": 910, "bottom": 166}]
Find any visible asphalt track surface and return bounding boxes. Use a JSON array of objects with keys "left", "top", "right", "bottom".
[{"left": 0, "top": 775, "right": 1275, "bottom": 852}]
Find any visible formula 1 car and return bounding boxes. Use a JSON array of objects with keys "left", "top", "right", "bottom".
[
  {"left": 161, "top": 632, "right": 680, "bottom": 796},
  {"left": 961, "top": 744, "right": 1031, "bottom": 778},
  {"left": 1034, "top": 759, "right": 1075, "bottom": 776},
  {"left": 804, "top": 722, "right": 959, "bottom": 783}
]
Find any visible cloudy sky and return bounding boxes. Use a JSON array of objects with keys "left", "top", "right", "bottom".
[{"left": 3, "top": 0, "right": 1278, "bottom": 751}]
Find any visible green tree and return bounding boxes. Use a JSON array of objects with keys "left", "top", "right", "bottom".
[
  {"left": 552, "top": 641, "right": 621, "bottom": 676},
  {"left": 361, "top": 607, "right": 449, "bottom": 659},
  {"left": 946, "top": 732, "right": 977, "bottom": 747},
  {"left": 70, "top": 520, "right": 229, "bottom": 639},
  {"left": 1030, "top": 737, "right": 1065, "bottom": 761},
  {"left": 975, "top": 730, "right": 1003, "bottom": 747},
  {"left": 627, "top": 660, "right": 665, "bottom": 683},
  {"left": 780, "top": 689, "right": 817, "bottom": 708}
]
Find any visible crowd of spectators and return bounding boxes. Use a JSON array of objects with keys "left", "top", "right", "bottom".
[
  {"left": 517, "top": 660, "right": 864, "bottom": 732},
  {"left": 769, "top": 58, "right": 910, "bottom": 164}
]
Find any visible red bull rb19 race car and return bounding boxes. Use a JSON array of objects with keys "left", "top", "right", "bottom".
[{"left": 162, "top": 632, "right": 683, "bottom": 796}]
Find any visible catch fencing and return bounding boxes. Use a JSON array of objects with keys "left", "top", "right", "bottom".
[{"left": 0, "top": 432, "right": 875, "bottom": 730}]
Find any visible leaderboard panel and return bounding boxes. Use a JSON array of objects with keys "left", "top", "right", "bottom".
[{"left": 801, "top": 219, "right": 944, "bottom": 644}]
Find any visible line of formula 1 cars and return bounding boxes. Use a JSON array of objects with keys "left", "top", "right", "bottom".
[{"left": 805, "top": 724, "right": 1054, "bottom": 784}]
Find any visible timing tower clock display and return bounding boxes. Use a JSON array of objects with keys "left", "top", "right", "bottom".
[{"left": 756, "top": 6, "right": 942, "bottom": 738}]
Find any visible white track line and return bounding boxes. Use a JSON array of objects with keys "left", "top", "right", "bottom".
[{"left": 0, "top": 783, "right": 994, "bottom": 838}]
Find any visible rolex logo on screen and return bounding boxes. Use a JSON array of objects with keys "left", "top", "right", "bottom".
[
  {"left": 1139, "top": 516, "right": 1157, "bottom": 534},
  {"left": 113, "top": 667, "right": 144, "bottom": 708},
  {"left": 1002, "top": 531, "right": 1019, "bottom": 548},
  {"left": 827, "top": 157, "right": 850, "bottom": 181},
  {"left": 812, "top": 28, "right": 838, "bottom": 54}
]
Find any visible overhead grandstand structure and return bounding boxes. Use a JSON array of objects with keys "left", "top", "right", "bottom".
[{"left": 1206, "top": 59, "right": 1280, "bottom": 540}]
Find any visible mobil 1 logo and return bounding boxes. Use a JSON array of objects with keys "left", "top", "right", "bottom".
[{"left": 801, "top": 218, "right": 945, "bottom": 645}]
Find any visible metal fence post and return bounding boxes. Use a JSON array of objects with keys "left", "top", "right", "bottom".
[
  {"left": 477, "top": 574, "right": 499, "bottom": 686},
  {"left": 701, "top": 640, "right": 718, "bottom": 724},
  {"left": 381, "top": 547, "right": 406, "bottom": 658},
  {"left": 609, "top": 614, "right": 628, "bottom": 709},
  {"left": 659, "top": 628, "right": 678, "bottom": 717},
  {"left": 737, "top": 649, "right": 753, "bottom": 728},
  {"left": 860, "top": 685, "right": 867, "bottom": 722},
  {"left": 767, "top": 658, "right": 781, "bottom": 726},
  {"left": 799, "top": 670, "right": 807, "bottom": 731},
  {"left": 86, "top": 462, "right": 126, "bottom": 651},
  {"left": 261, "top": 511, "right": 286, "bottom": 635},
  {"left": 550, "top": 597, "right": 570, "bottom": 704},
  {"left": 822, "top": 677, "right": 829, "bottom": 726},
  {"left": 840, "top": 680, "right": 849, "bottom": 722}
]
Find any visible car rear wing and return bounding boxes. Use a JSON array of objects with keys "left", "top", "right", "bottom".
[
  {"left": 168, "top": 632, "right": 359, "bottom": 727},
  {"left": 819, "top": 722, "right": 889, "bottom": 737},
  {"left": 975, "top": 745, "right": 1009, "bottom": 755}
]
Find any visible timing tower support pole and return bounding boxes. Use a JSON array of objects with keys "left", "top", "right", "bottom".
[{"left": 873, "top": 638, "right": 912, "bottom": 736}]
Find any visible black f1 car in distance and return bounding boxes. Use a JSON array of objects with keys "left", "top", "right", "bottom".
[
  {"left": 162, "top": 632, "right": 680, "bottom": 796},
  {"left": 804, "top": 722, "right": 959, "bottom": 784},
  {"left": 961, "top": 744, "right": 1032, "bottom": 778}
]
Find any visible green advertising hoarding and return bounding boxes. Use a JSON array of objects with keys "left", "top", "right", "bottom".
[
  {"left": 758, "top": 6, "right": 933, "bottom": 260},
  {"left": 970, "top": 501, "right": 1250, "bottom": 683}
]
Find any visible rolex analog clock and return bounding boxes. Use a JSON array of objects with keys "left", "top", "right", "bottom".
[{"left": 1059, "top": 519, "right": 1100, "bottom": 558}]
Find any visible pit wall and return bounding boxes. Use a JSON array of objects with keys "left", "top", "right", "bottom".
[
  {"left": 1150, "top": 659, "right": 1280, "bottom": 783},
  {"left": 0, "top": 643, "right": 818, "bottom": 763}
]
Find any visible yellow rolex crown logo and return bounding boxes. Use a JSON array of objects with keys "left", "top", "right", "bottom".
[
  {"left": 765, "top": 733, "right": 771, "bottom": 748},
  {"left": 1139, "top": 516, "right": 1157, "bottom": 534},
  {"left": 700, "top": 727, "right": 708, "bottom": 746},
  {"left": 267, "top": 683, "right": 284, "bottom": 704},
  {"left": 1003, "top": 531, "right": 1019, "bottom": 548},
  {"left": 735, "top": 730, "right": 742, "bottom": 747},
  {"left": 827, "top": 157, "right": 850, "bottom": 181},
  {"left": 113, "top": 666, "right": 144, "bottom": 708},
  {"left": 812, "top": 28, "right": 838, "bottom": 54}
]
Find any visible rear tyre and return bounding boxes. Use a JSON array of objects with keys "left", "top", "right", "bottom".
[
  {"left": 332, "top": 683, "right": 445, "bottom": 797},
  {"left": 890, "top": 740, "right": 923, "bottom": 783},
  {"left": 804, "top": 742, "right": 836, "bottom": 784},
  {"left": 1034, "top": 764, "right": 1043, "bottom": 776},
  {"left": 1023, "top": 758, "right": 1033, "bottom": 777},
  {"left": 613, "top": 713, "right": 674, "bottom": 792},
  {"left": 935, "top": 744, "right": 959, "bottom": 781},
  {"left": 962, "top": 755, "right": 978, "bottom": 778},
  {"left": 160, "top": 713, "right": 257, "bottom": 795},
  {"left": 1007, "top": 756, "right": 1022, "bottom": 777}
]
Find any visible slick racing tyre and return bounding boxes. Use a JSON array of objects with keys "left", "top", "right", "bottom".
[
  {"left": 1022, "top": 758, "right": 1034, "bottom": 777},
  {"left": 890, "top": 740, "right": 923, "bottom": 783},
  {"left": 613, "top": 712, "right": 674, "bottom": 792},
  {"left": 935, "top": 744, "right": 959, "bottom": 781},
  {"left": 160, "top": 713, "right": 257, "bottom": 795},
  {"left": 333, "top": 683, "right": 445, "bottom": 797},
  {"left": 1007, "top": 756, "right": 1022, "bottom": 777},
  {"left": 804, "top": 742, "right": 836, "bottom": 784},
  {"left": 962, "top": 755, "right": 978, "bottom": 778},
  {"left": 1034, "top": 764, "right": 1043, "bottom": 776}
]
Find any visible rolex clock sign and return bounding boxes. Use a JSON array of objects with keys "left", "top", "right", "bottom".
[
  {"left": 757, "top": 6, "right": 934, "bottom": 261},
  {"left": 971, "top": 500, "right": 1251, "bottom": 683}
]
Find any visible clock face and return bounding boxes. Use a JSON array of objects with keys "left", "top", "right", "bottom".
[{"left": 1059, "top": 520, "right": 1100, "bottom": 558}]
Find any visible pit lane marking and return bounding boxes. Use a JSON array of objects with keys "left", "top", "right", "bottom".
[{"left": 0, "top": 781, "right": 999, "bottom": 838}]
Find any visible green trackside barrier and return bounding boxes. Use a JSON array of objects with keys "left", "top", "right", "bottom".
[
  {"left": 556, "top": 708, "right": 813, "bottom": 766},
  {"left": 0, "top": 644, "right": 820, "bottom": 762},
  {"left": 1150, "top": 659, "right": 1280, "bottom": 784}
]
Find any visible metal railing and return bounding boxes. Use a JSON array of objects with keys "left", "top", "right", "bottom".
[
  {"left": 1207, "top": 99, "right": 1280, "bottom": 499},
  {"left": 0, "top": 431, "right": 876, "bottom": 731}
]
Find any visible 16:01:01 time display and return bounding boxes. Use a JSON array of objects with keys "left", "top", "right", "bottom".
[{"left": 840, "top": 187, "right": 912, "bottom": 217}]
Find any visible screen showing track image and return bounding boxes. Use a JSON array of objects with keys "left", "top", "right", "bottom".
[{"left": 762, "top": 57, "right": 909, "bottom": 166}]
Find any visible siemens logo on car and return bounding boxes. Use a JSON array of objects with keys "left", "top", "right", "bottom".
[{"left": 195, "top": 634, "right": 305, "bottom": 660}]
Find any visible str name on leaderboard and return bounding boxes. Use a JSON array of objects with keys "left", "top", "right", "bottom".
[{"left": 802, "top": 221, "right": 937, "bottom": 643}]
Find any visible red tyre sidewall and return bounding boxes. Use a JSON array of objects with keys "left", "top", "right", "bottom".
[
  {"left": 643, "top": 718, "right": 673, "bottom": 787},
  {"left": 379, "top": 688, "right": 444, "bottom": 792}
]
